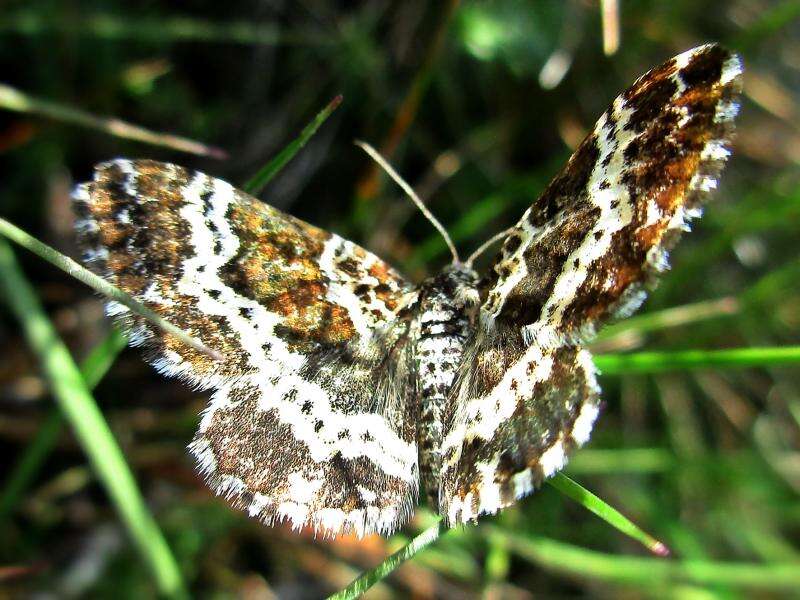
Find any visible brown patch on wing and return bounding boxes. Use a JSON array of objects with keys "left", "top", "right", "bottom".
[
  {"left": 624, "top": 67, "right": 679, "bottom": 133},
  {"left": 219, "top": 198, "right": 359, "bottom": 353},
  {"left": 91, "top": 162, "right": 192, "bottom": 276},
  {"left": 482, "top": 135, "right": 602, "bottom": 322},
  {"left": 198, "top": 380, "right": 414, "bottom": 535},
  {"left": 680, "top": 45, "right": 727, "bottom": 87},
  {"left": 74, "top": 159, "right": 411, "bottom": 379},
  {"left": 79, "top": 161, "right": 246, "bottom": 376},
  {"left": 498, "top": 202, "right": 601, "bottom": 325},
  {"left": 528, "top": 134, "right": 602, "bottom": 229}
]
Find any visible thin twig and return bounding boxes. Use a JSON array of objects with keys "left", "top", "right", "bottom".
[
  {"left": 593, "top": 296, "right": 740, "bottom": 345},
  {"left": 600, "top": 0, "right": 620, "bottom": 56},
  {"left": 0, "top": 83, "right": 227, "bottom": 158}
]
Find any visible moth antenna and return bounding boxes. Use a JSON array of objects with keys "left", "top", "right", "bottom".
[
  {"left": 355, "top": 140, "right": 460, "bottom": 265},
  {"left": 465, "top": 227, "right": 516, "bottom": 268}
]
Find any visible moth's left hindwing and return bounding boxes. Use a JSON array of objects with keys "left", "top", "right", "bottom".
[
  {"left": 440, "top": 44, "right": 742, "bottom": 524},
  {"left": 73, "top": 160, "right": 420, "bottom": 537}
]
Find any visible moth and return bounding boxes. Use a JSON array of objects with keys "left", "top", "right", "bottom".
[{"left": 72, "top": 44, "right": 742, "bottom": 537}]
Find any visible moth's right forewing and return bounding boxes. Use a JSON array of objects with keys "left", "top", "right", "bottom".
[{"left": 482, "top": 44, "right": 742, "bottom": 345}]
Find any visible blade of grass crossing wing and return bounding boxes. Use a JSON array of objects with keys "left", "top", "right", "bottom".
[
  {"left": 547, "top": 474, "right": 670, "bottom": 556},
  {"left": 0, "top": 216, "right": 221, "bottom": 361},
  {"left": 0, "top": 92, "right": 347, "bottom": 596},
  {"left": 0, "top": 239, "right": 187, "bottom": 599},
  {"left": 0, "top": 329, "right": 127, "bottom": 522},
  {"left": 243, "top": 95, "right": 343, "bottom": 195},
  {"left": 0, "top": 92, "right": 345, "bottom": 534}
]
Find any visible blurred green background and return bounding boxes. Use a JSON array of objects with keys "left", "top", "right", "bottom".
[{"left": 1, "top": 1, "right": 799, "bottom": 598}]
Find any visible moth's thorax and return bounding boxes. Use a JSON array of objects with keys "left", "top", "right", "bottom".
[{"left": 414, "top": 264, "right": 479, "bottom": 508}]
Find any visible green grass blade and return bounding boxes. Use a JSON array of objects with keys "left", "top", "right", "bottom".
[
  {"left": 547, "top": 473, "right": 670, "bottom": 556},
  {"left": 0, "top": 239, "right": 186, "bottom": 598},
  {"left": 484, "top": 528, "right": 511, "bottom": 583},
  {"left": 0, "top": 329, "right": 127, "bottom": 522},
  {"left": 328, "top": 521, "right": 446, "bottom": 600},
  {"left": 595, "top": 346, "right": 800, "bottom": 374},
  {"left": 0, "top": 83, "right": 226, "bottom": 158},
  {"left": 79, "top": 329, "right": 130, "bottom": 387},
  {"left": 488, "top": 529, "right": 800, "bottom": 590},
  {"left": 243, "top": 95, "right": 343, "bottom": 195},
  {"left": 0, "top": 409, "right": 62, "bottom": 522},
  {"left": 329, "top": 471, "right": 669, "bottom": 596},
  {"left": 0, "top": 217, "right": 221, "bottom": 361}
]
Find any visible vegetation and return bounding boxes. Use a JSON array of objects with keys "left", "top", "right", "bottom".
[{"left": 0, "top": 1, "right": 798, "bottom": 597}]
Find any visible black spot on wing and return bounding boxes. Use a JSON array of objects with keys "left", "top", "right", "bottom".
[
  {"left": 624, "top": 76, "right": 678, "bottom": 133},
  {"left": 503, "top": 234, "right": 522, "bottom": 254},
  {"left": 680, "top": 45, "right": 726, "bottom": 88}
]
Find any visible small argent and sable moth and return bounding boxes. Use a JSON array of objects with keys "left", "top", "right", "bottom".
[{"left": 72, "top": 44, "right": 742, "bottom": 537}]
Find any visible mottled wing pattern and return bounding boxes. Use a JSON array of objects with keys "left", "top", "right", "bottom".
[
  {"left": 440, "top": 44, "right": 742, "bottom": 523},
  {"left": 72, "top": 160, "right": 420, "bottom": 537}
]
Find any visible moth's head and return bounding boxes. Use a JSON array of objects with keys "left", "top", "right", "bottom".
[
  {"left": 440, "top": 262, "right": 481, "bottom": 307},
  {"left": 439, "top": 260, "right": 476, "bottom": 280}
]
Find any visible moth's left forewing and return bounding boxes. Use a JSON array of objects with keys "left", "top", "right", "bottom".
[{"left": 440, "top": 45, "right": 742, "bottom": 525}]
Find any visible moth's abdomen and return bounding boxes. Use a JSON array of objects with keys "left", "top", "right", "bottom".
[{"left": 414, "top": 266, "right": 479, "bottom": 509}]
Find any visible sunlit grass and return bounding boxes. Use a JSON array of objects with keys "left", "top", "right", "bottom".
[
  {"left": 0, "top": 240, "right": 187, "bottom": 598},
  {"left": 0, "top": 329, "right": 127, "bottom": 522}
]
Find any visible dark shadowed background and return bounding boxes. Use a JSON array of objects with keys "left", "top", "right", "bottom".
[{"left": 1, "top": 1, "right": 799, "bottom": 598}]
